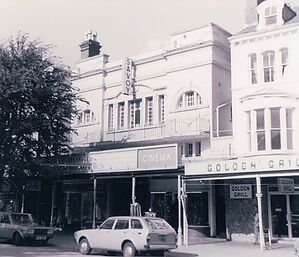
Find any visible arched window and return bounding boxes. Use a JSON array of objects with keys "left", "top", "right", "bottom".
[{"left": 177, "top": 91, "right": 202, "bottom": 110}]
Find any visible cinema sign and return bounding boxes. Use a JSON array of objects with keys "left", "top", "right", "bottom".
[{"left": 185, "top": 155, "right": 299, "bottom": 176}]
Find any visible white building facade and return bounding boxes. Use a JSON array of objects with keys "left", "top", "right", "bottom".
[
  {"left": 55, "top": 23, "right": 232, "bottom": 242},
  {"left": 186, "top": 0, "right": 299, "bottom": 247}
]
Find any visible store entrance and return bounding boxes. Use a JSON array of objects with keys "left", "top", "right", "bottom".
[{"left": 270, "top": 193, "right": 299, "bottom": 238}]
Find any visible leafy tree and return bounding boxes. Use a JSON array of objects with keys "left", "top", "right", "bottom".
[{"left": 0, "top": 34, "right": 83, "bottom": 179}]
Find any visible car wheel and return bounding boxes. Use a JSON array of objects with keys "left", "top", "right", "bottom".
[
  {"left": 79, "top": 238, "right": 91, "bottom": 255},
  {"left": 13, "top": 232, "right": 23, "bottom": 246},
  {"left": 123, "top": 242, "right": 136, "bottom": 257}
]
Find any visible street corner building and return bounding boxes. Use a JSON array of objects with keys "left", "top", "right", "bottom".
[{"left": 4, "top": 0, "right": 299, "bottom": 250}]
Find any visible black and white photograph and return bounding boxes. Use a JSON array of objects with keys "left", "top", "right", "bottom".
[{"left": 0, "top": 0, "right": 299, "bottom": 256}]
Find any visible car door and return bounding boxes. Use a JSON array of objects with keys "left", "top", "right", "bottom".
[
  {"left": 129, "top": 218, "right": 146, "bottom": 249},
  {"left": 89, "top": 218, "right": 115, "bottom": 250},
  {"left": 109, "top": 219, "right": 129, "bottom": 251},
  {"left": 0, "top": 214, "right": 12, "bottom": 239}
]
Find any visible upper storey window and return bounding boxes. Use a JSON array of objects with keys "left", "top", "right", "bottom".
[
  {"left": 249, "top": 54, "right": 257, "bottom": 84},
  {"left": 280, "top": 48, "right": 288, "bottom": 76},
  {"left": 177, "top": 91, "right": 202, "bottom": 110},
  {"left": 262, "top": 51, "right": 275, "bottom": 83},
  {"left": 77, "top": 109, "right": 95, "bottom": 125},
  {"left": 265, "top": 6, "right": 277, "bottom": 25}
]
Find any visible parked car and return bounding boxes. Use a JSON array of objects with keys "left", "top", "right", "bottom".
[
  {"left": 0, "top": 212, "right": 54, "bottom": 246},
  {"left": 74, "top": 216, "right": 177, "bottom": 256}
]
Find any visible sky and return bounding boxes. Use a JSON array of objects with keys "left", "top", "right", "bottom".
[{"left": 0, "top": 0, "right": 249, "bottom": 68}]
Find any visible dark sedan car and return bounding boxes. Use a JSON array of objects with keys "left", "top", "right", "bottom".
[{"left": 0, "top": 212, "right": 54, "bottom": 245}]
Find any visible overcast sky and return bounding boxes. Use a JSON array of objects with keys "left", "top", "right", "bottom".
[{"left": 0, "top": 0, "right": 249, "bottom": 67}]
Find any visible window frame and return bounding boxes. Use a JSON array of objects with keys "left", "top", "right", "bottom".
[
  {"left": 262, "top": 51, "right": 275, "bottom": 83},
  {"left": 249, "top": 53, "right": 258, "bottom": 84},
  {"left": 108, "top": 104, "right": 114, "bottom": 131},
  {"left": 265, "top": 6, "right": 277, "bottom": 25}
]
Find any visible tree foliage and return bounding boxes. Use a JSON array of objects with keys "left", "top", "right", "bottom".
[{"left": 0, "top": 34, "right": 82, "bottom": 178}]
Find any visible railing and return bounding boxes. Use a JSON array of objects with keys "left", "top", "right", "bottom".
[{"left": 71, "top": 117, "right": 210, "bottom": 147}]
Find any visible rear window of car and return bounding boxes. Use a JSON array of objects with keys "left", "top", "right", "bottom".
[
  {"left": 100, "top": 219, "right": 115, "bottom": 229},
  {"left": 144, "top": 218, "right": 170, "bottom": 230},
  {"left": 115, "top": 219, "right": 129, "bottom": 230}
]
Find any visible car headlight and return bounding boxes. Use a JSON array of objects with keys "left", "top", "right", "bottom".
[
  {"left": 47, "top": 229, "right": 54, "bottom": 235},
  {"left": 27, "top": 228, "right": 35, "bottom": 235}
]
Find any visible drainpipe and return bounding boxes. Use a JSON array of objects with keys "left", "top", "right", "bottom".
[
  {"left": 177, "top": 175, "right": 182, "bottom": 246},
  {"left": 132, "top": 176, "right": 136, "bottom": 205},
  {"left": 215, "top": 101, "right": 231, "bottom": 137},
  {"left": 256, "top": 175, "right": 266, "bottom": 250},
  {"left": 93, "top": 177, "right": 97, "bottom": 229}
]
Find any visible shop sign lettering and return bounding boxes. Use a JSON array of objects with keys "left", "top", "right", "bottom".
[
  {"left": 185, "top": 155, "right": 299, "bottom": 176},
  {"left": 230, "top": 184, "right": 252, "bottom": 199},
  {"left": 122, "top": 57, "right": 134, "bottom": 95},
  {"left": 278, "top": 178, "right": 294, "bottom": 193}
]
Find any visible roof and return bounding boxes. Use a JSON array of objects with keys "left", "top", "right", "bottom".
[{"left": 235, "top": 5, "right": 299, "bottom": 36}]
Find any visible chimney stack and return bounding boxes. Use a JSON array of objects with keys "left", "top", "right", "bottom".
[
  {"left": 245, "top": 0, "right": 265, "bottom": 25},
  {"left": 79, "top": 30, "right": 102, "bottom": 60}
]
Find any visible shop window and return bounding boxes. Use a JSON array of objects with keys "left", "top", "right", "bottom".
[
  {"left": 158, "top": 95, "right": 165, "bottom": 124},
  {"left": 129, "top": 100, "right": 141, "bottom": 128},
  {"left": 108, "top": 104, "right": 114, "bottom": 131},
  {"left": 262, "top": 51, "right": 275, "bottom": 83},
  {"left": 118, "top": 102, "right": 125, "bottom": 129},
  {"left": 249, "top": 54, "right": 258, "bottom": 84},
  {"left": 280, "top": 48, "right": 288, "bottom": 76},
  {"left": 187, "top": 192, "right": 209, "bottom": 226},
  {"left": 265, "top": 6, "right": 277, "bottom": 25},
  {"left": 115, "top": 219, "right": 129, "bottom": 230},
  {"left": 146, "top": 97, "right": 153, "bottom": 126},
  {"left": 177, "top": 91, "right": 202, "bottom": 110}
]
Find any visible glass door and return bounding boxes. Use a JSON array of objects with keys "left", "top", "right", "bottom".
[
  {"left": 290, "top": 195, "right": 299, "bottom": 237},
  {"left": 270, "top": 195, "right": 288, "bottom": 237}
]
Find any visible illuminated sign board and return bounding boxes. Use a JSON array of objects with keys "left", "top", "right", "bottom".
[
  {"left": 230, "top": 184, "right": 252, "bottom": 199},
  {"left": 122, "top": 57, "right": 134, "bottom": 95}
]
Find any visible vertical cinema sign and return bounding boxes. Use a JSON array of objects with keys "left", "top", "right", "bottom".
[{"left": 122, "top": 57, "right": 134, "bottom": 95}]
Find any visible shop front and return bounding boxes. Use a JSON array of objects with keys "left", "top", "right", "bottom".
[
  {"left": 54, "top": 144, "right": 182, "bottom": 231},
  {"left": 184, "top": 155, "right": 299, "bottom": 248}
]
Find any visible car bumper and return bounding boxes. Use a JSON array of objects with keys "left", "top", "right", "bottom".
[
  {"left": 25, "top": 234, "right": 53, "bottom": 241},
  {"left": 144, "top": 244, "right": 177, "bottom": 250}
]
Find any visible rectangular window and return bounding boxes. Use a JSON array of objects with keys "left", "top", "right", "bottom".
[
  {"left": 265, "top": 6, "right": 277, "bottom": 25},
  {"left": 281, "top": 48, "right": 288, "bottom": 76},
  {"left": 256, "top": 109, "right": 266, "bottom": 151},
  {"left": 118, "top": 102, "right": 125, "bottom": 129},
  {"left": 186, "top": 92, "right": 195, "bottom": 107},
  {"left": 84, "top": 110, "right": 91, "bottom": 123},
  {"left": 185, "top": 143, "right": 193, "bottom": 157},
  {"left": 249, "top": 54, "right": 257, "bottom": 84},
  {"left": 146, "top": 97, "right": 153, "bottom": 126},
  {"left": 158, "top": 95, "right": 165, "bottom": 124},
  {"left": 246, "top": 111, "right": 252, "bottom": 152},
  {"left": 195, "top": 142, "right": 201, "bottom": 156},
  {"left": 129, "top": 100, "right": 141, "bottom": 128},
  {"left": 270, "top": 108, "right": 281, "bottom": 150},
  {"left": 286, "top": 108, "right": 293, "bottom": 150},
  {"left": 108, "top": 104, "right": 114, "bottom": 131},
  {"left": 263, "top": 51, "right": 275, "bottom": 83}
]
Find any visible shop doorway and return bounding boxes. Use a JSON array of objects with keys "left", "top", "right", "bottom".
[{"left": 269, "top": 193, "right": 299, "bottom": 238}]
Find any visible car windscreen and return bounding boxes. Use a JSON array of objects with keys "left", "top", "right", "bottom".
[
  {"left": 144, "top": 218, "right": 171, "bottom": 230},
  {"left": 10, "top": 214, "right": 34, "bottom": 225}
]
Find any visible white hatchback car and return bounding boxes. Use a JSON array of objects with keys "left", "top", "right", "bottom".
[{"left": 74, "top": 216, "right": 177, "bottom": 256}]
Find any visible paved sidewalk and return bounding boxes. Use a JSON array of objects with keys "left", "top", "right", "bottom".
[{"left": 51, "top": 231, "right": 296, "bottom": 257}]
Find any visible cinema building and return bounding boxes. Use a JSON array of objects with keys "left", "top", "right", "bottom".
[
  {"left": 185, "top": 0, "right": 299, "bottom": 248},
  {"left": 48, "top": 22, "right": 232, "bottom": 242}
]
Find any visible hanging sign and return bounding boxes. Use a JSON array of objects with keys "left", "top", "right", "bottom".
[
  {"left": 230, "top": 184, "right": 252, "bottom": 199},
  {"left": 278, "top": 178, "right": 294, "bottom": 193},
  {"left": 122, "top": 57, "right": 134, "bottom": 95}
]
